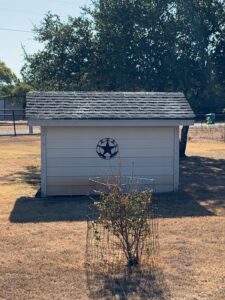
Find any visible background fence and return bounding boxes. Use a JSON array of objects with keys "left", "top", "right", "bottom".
[
  {"left": 196, "top": 113, "right": 225, "bottom": 123},
  {"left": 0, "top": 109, "right": 39, "bottom": 136}
]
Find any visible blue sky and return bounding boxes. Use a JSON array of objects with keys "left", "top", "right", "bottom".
[{"left": 0, "top": 0, "right": 90, "bottom": 78}]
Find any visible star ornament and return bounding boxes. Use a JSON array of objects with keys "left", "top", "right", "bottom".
[{"left": 96, "top": 138, "right": 119, "bottom": 160}]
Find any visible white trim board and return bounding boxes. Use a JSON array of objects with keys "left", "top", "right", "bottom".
[
  {"left": 41, "top": 127, "right": 47, "bottom": 196},
  {"left": 28, "top": 119, "right": 194, "bottom": 127},
  {"left": 173, "top": 126, "right": 179, "bottom": 191}
]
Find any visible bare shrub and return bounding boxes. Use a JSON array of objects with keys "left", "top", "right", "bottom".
[
  {"left": 88, "top": 176, "right": 157, "bottom": 268},
  {"left": 93, "top": 186, "right": 152, "bottom": 267}
]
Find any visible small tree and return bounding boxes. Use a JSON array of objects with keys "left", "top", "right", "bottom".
[{"left": 93, "top": 184, "right": 152, "bottom": 267}]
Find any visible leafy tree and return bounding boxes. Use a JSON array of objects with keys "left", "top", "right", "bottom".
[
  {"left": 22, "top": 13, "right": 94, "bottom": 91},
  {"left": 0, "top": 60, "right": 32, "bottom": 107},
  {"left": 22, "top": 1, "right": 225, "bottom": 102},
  {"left": 10, "top": 82, "right": 33, "bottom": 108},
  {"left": 22, "top": 2, "right": 179, "bottom": 92},
  {"left": 174, "top": 0, "right": 225, "bottom": 113},
  {"left": 0, "top": 61, "right": 17, "bottom": 86},
  {"left": 86, "top": 0, "right": 177, "bottom": 91}
]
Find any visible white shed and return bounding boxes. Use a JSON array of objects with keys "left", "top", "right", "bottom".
[{"left": 26, "top": 92, "right": 195, "bottom": 196}]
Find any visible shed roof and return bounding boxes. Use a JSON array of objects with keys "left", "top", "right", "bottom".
[{"left": 26, "top": 91, "right": 195, "bottom": 120}]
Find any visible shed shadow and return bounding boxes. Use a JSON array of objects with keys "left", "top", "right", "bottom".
[
  {"left": 9, "top": 196, "right": 91, "bottom": 223},
  {"left": 155, "top": 156, "right": 225, "bottom": 218}
]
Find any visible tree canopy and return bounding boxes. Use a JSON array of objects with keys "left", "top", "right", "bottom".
[
  {"left": 0, "top": 60, "right": 32, "bottom": 107},
  {"left": 0, "top": 61, "right": 17, "bottom": 86},
  {"left": 21, "top": 0, "right": 225, "bottom": 113}
]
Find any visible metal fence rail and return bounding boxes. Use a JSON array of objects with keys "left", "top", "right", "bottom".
[{"left": 0, "top": 109, "right": 36, "bottom": 136}]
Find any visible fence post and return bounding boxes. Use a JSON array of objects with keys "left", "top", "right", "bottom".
[
  {"left": 29, "top": 125, "right": 33, "bottom": 135},
  {"left": 12, "top": 110, "right": 16, "bottom": 136}
]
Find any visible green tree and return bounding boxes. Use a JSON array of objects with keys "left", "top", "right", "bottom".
[
  {"left": 0, "top": 61, "right": 17, "bottom": 86},
  {"left": 0, "top": 60, "right": 32, "bottom": 107},
  {"left": 86, "top": 0, "right": 177, "bottom": 91},
  {"left": 22, "top": 13, "right": 94, "bottom": 90},
  {"left": 174, "top": 0, "right": 225, "bottom": 113},
  {"left": 22, "top": 1, "right": 225, "bottom": 101}
]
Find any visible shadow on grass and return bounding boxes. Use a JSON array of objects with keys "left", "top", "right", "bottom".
[
  {"left": 155, "top": 156, "right": 225, "bottom": 218},
  {"left": 10, "top": 196, "right": 91, "bottom": 223},
  {"left": 0, "top": 165, "right": 40, "bottom": 186},
  {"left": 17, "top": 165, "right": 40, "bottom": 186},
  {"left": 86, "top": 262, "right": 170, "bottom": 300}
]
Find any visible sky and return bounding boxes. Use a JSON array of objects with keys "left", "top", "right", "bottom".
[{"left": 0, "top": 0, "right": 90, "bottom": 78}]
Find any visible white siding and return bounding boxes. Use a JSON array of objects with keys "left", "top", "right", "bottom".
[{"left": 43, "top": 126, "right": 178, "bottom": 196}]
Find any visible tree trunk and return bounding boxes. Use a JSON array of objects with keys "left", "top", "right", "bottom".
[{"left": 180, "top": 126, "right": 189, "bottom": 158}]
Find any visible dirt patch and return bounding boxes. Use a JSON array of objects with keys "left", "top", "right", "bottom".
[{"left": 0, "top": 136, "right": 225, "bottom": 299}]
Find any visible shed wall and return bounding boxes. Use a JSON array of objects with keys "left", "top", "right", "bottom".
[{"left": 43, "top": 126, "right": 178, "bottom": 195}]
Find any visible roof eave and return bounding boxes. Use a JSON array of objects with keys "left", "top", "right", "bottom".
[{"left": 28, "top": 118, "right": 194, "bottom": 127}]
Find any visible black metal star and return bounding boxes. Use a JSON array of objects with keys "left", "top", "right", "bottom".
[
  {"left": 96, "top": 138, "right": 119, "bottom": 160},
  {"left": 100, "top": 139, "right": 115, "bottom": 156}
]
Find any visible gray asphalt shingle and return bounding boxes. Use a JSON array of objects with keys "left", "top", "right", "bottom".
[{"left": 26, "top": 91, "right": 195, "bottom": 120}]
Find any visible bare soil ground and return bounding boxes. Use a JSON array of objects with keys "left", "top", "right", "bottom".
[{"left": 0, "top": 135, "right": 225, "bottom": 299}]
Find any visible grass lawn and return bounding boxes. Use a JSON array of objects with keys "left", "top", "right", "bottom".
[{"left": 0, "top": 136, "right": 225, "bottom": 299}]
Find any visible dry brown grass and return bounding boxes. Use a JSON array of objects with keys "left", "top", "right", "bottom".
[
  {"left": 0, "top": 135, "right": 225, "bottom": 299},
  {"left": 188, "top": 124, "right": 225, "bottom": 143}
]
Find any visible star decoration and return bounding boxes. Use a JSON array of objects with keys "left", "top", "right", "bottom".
[
  {"left": 96, "top": 138, "right": 119, "bottom": 160},
  {"left": 101, "top": 139, "right": 115, "bottom": 156}
]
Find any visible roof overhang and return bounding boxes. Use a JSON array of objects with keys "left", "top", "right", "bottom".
[{"left": 28, "top": 118, "right": 194, "bottom": 127}]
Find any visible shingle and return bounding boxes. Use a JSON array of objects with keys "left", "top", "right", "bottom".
[{"left": 26, "top": 91, "right": 195, "bottom": 120}]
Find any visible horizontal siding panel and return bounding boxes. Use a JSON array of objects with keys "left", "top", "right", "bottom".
[
  {"left": 47, "top": 138, "right": 173, "bottom": 149},
  {"left": 47, "top": 157, "right": 174, "bottom": 168},
  {"left": 47, "top": 126, "right": 174, "bottom": 141},
  {"left": 47, "top": 165, "right": 173, "bottom": 177},
  {"left": 47, "top": 175, "right": 173, "bottom": 186},
  {"left": 47, "top": 147, "right": 174, "bottom": 158},
  {"left": 46, "top": 184, "right": 174, "bottom": 196}
]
